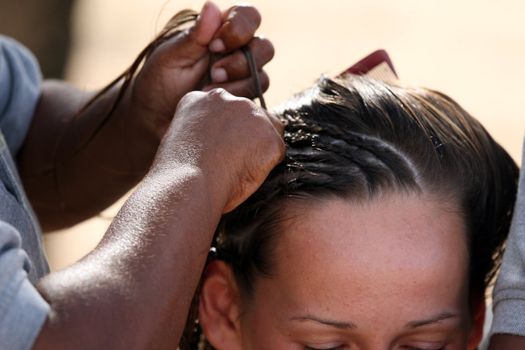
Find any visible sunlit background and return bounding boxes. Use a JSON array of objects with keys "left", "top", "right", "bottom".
[{"left": 2, "top": 0, "right": 525, "bottom": 271}]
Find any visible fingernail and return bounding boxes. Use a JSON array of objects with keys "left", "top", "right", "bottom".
[
  {"left": 209, "top": 38, "right": 225, "bottom": 52},
  {"left": 211, "top": 67, "right": 228, "bottom": 83}
]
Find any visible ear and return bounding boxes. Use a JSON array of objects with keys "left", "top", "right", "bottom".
[
  {"left": 199, "top": 260, "right": 243, "bottom": 350},
  {"left": 467, "top": 296, "right": 486, "bottom": 350}
]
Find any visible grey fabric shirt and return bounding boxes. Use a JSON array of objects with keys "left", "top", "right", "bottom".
[
  {"left": 0, "top": 35, "right": 50, "bottom": 350},
  {"left": 490, "top": 139, "right": 525, "bottom": 337}
]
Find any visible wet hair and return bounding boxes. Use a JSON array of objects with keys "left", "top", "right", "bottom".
[{"left": 180, "top": 76, "right": 518, "bottom": 349}]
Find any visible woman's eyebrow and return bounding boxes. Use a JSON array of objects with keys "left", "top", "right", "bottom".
[
  {"left": 289, "top": 311, "right": 459, "bottom": 330},
  {"left": 289, "top": 315, "right": 357, "bottom": 329},
  {"left": 405, "top": 312, "right": 460, "bottom": 329}
]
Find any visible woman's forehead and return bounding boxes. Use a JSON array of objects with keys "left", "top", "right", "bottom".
[{"left": 269, "top": 194, "right": 469, "bottom": 305}]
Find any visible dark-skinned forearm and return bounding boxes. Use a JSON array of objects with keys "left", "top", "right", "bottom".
[
  {"left": 30, "top": 81, "right": 285, "bottom": 349},
  {"left": 33, "top": 165, "right": 223, "bottom": 349},
  {"left": 18, "top": 80, "right": 159, "bottom": 231}
]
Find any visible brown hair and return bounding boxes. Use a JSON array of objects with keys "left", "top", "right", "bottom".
[{"left": 180, "top": 76, "right": 518, "bottom": 349}]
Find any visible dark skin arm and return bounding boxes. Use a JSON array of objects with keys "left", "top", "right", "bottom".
[
  {"left": 488, "top": 334, "right": 525, "bottom": 349},
  {"left": 17, "top": 2, "right": 274, "bottom": 231},
  {"left": 33, "top": 89, "right": 285, "bottom": 349}
]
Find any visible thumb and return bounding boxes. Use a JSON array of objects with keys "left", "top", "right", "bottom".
[
  {"left": 191, "top": 1, "right": 222, "bottom": 47},
  {"left": 163, "top": 1, "right": 221, "bottom": 63}
]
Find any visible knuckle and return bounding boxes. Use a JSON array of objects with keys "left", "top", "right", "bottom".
[
  {"left": 208, "top": 87, "right": 226, "bottom": 95},
  {"left": 234, "top": 5, "right": 262, "bottom": 28},
  {"left": 259, "top": 71, "right": 270, "bottom": 92},
  {"left": 235, "top": 97, "right": 256, "bottom": 111},
  {"left": 241, "top": 83, "right": 257, "bottom": 99},
  {"left": 222, "top": 6, "right": 261, "bottom": 47},
  {"left": 207, "top": 87, "right": 228, "bottom": 100},
  {"left": 226, "top": 20, "right": 250, "bottom": 45},
  {"left": 213, "top": 39, "right": 273, "bottom": 82},
  {"left": 178, "top": 90, "right": 203, "bottom": 107},
  {"left": 221, "top": 52, "right": 247, "bottom": 79},
  {"left": 252, "top": 37, "right": 275, "bottom": 65},
  {"left": 262, "top": 38, "right": 275, "bottom": 62}
]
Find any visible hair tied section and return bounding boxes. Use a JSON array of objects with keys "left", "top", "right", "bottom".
[{"left": 430, "top": 135, "right": 445, "bottom": 159}]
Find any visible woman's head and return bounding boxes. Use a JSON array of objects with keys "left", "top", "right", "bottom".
[{"left": 183, "top": 77, "right": 518, "bottom": 349}]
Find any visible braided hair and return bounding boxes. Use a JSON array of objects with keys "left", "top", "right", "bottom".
[{"left": 179, "top": 76, "right": 518, "bottom": 349}]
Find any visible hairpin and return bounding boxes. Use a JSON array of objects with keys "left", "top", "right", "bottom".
[
  {"left": 430, "top": 135, "right": 445, "bottom": 159},
  {"left": 241, "top": 46, "right": 267, "bottom": 109}
]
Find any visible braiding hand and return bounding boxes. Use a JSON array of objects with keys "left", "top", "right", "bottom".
[
  {"left": 151, "top": 88, "right": 285, "bottom": 213},
  {"left": 129, "top": 1, "right": 274, "bottom": 138}
]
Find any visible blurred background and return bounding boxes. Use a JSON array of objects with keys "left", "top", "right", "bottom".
[{"left": 1, "top": 0, "right": 524, "bottom": 271}]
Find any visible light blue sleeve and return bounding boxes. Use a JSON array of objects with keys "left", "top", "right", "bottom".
[
  {"left": 0, "top": 35, "right": 42, "bottom": 156},
  {"left": 0, "top": 221, "right": 50, "bottom": 350},
  {"left": 490, "top": 139, "right": 525, "bottom": 336},
  {"left": 0, "top": 36, "right": 49, "bottom": 349}
]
